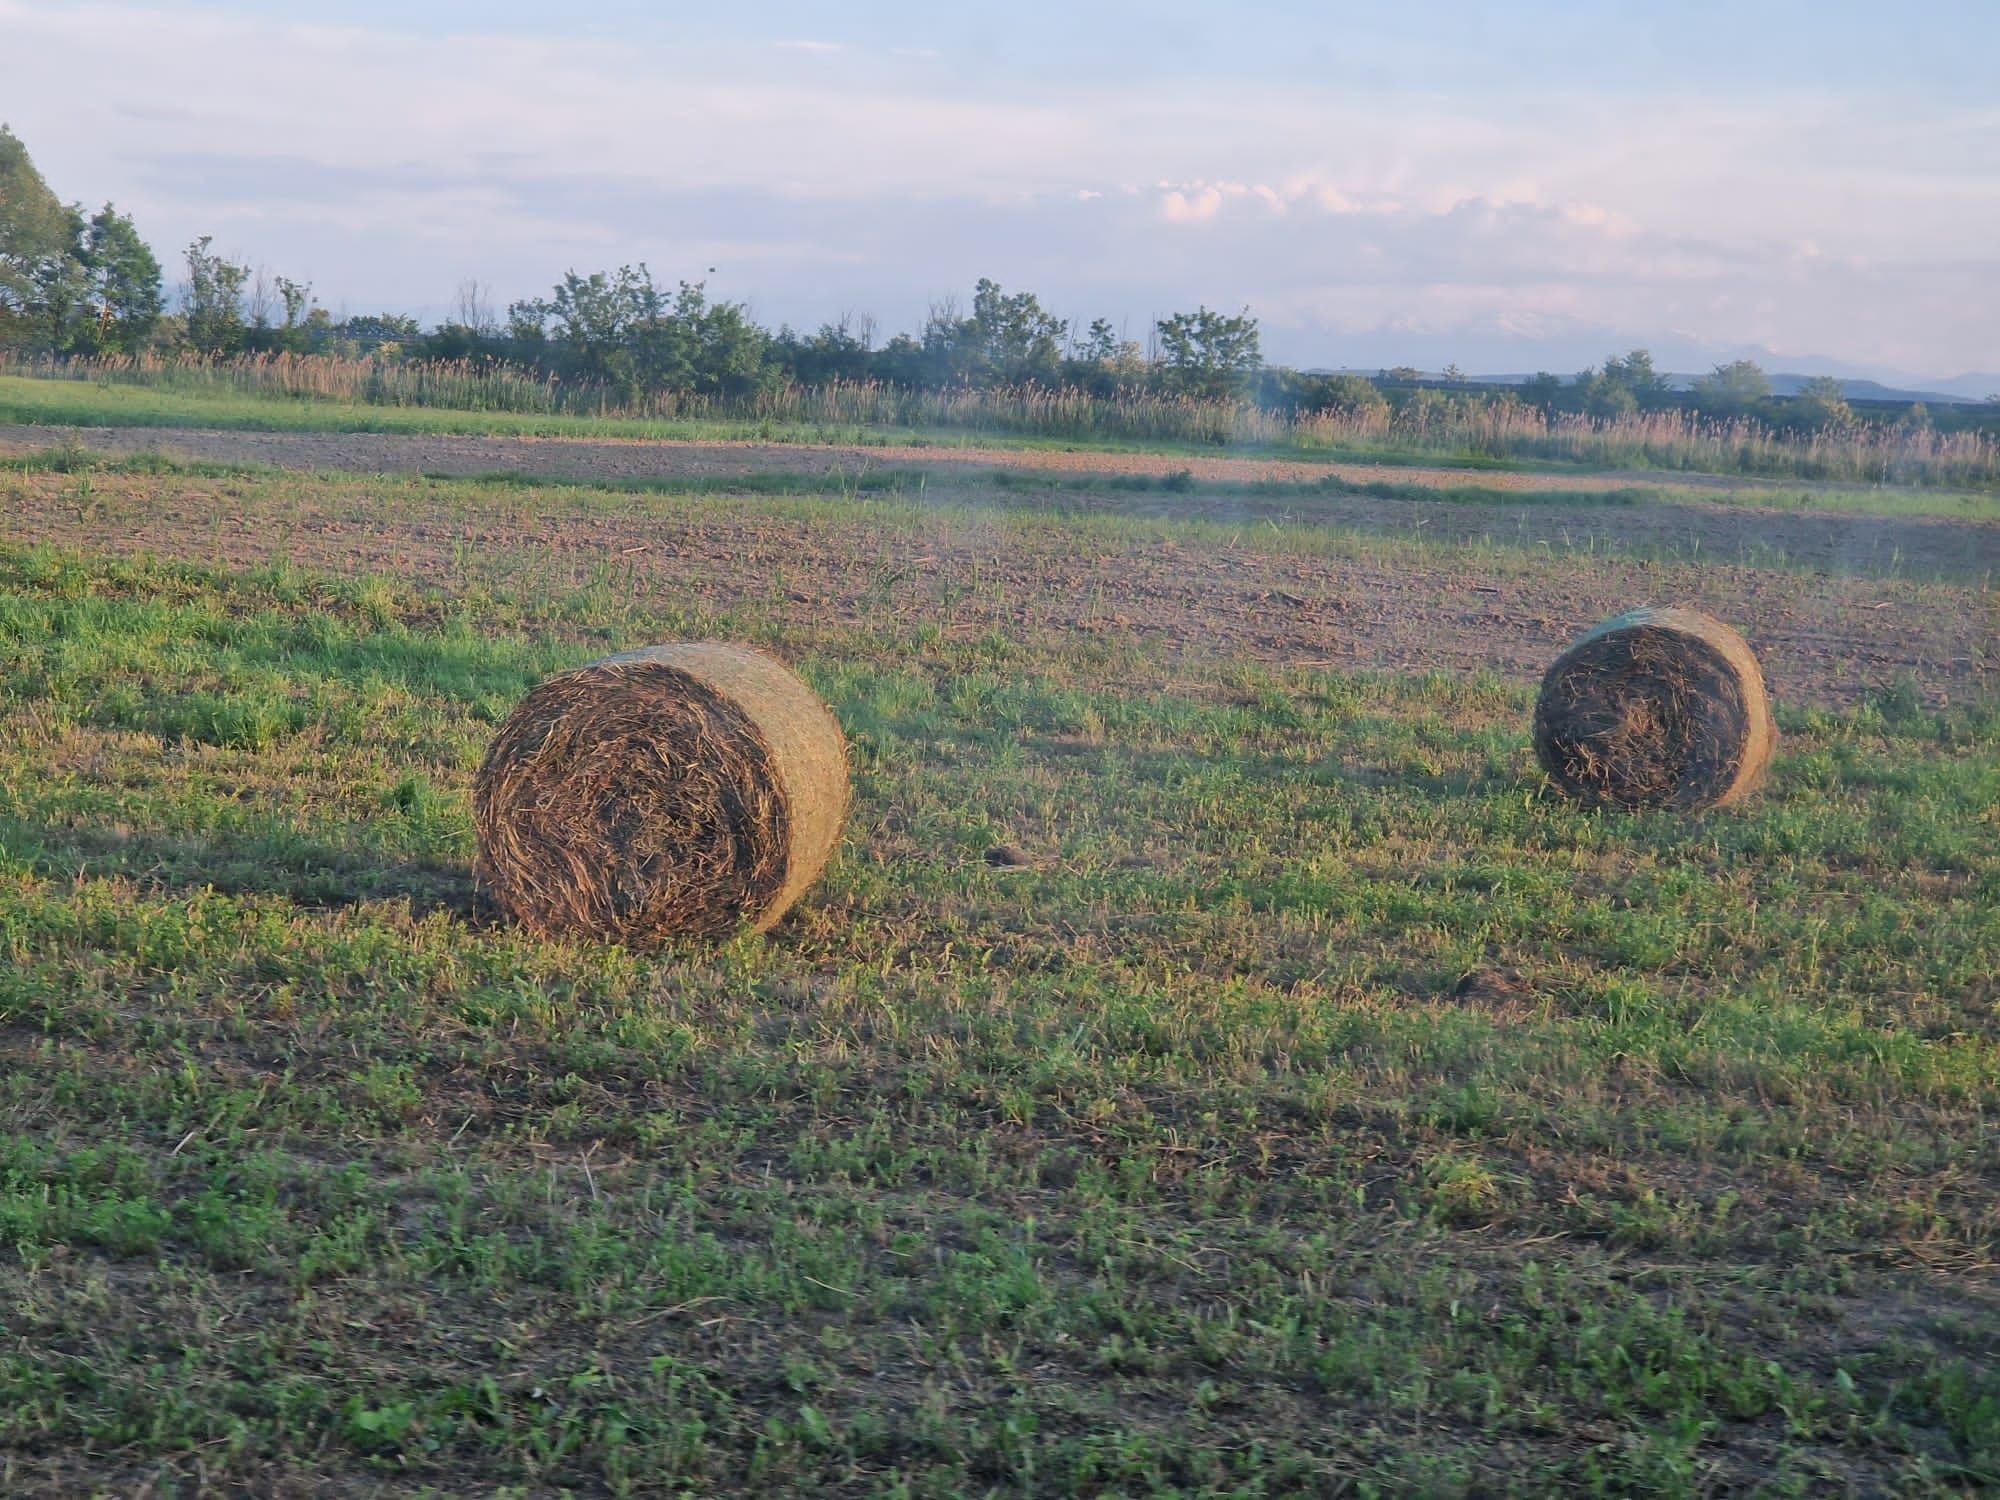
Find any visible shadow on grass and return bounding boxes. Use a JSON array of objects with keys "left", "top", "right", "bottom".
[{"left": 2, "top": 816, "right": 488, "bottom": 923}]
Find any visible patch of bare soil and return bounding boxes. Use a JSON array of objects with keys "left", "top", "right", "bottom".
[
  {"left": 5, "top": 421, "right": 1650, "bottom": 491},
  {"left": 966, "top": 483, "right": 2000, "bottom": 585},
  {"left": 7, "top": 467, "right": 1993, "bottom": 713}
]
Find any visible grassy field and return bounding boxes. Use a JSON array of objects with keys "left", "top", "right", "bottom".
[
  {"left": 0, "top": 373, "right": 893, "bottom": 445},
  {"left": 1, "top": 459, "right": 1996, "bottom": 1495},
  {"left": 9, "top": 373, "right": 1977, "bottom": 491},
  {"left": 0, "top": 371, "right": 1651, "bottom": 476}
]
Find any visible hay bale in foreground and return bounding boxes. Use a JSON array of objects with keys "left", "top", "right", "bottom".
[
  {"left": 473, "top": 645, "right": 848, "bottom": 945},
  {"left": 1533, "top": 607, "right": 1775, "bottom": 810}
]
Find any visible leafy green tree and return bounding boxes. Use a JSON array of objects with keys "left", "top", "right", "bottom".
[
  {"left": 1065, "top": 316, "right": 1152, "bottom": 395},
  {"left": 1692, "top": 359, "right": 1772, "bottom": 417},
  {"left": 20, "top": 196, "right": 163, "bottom": 356},
  {"left": 1155, "top": 305, "right": 1261, "bottom": 399},
  {"left": 1570, "top": 349, "right": 1667, "bottom": 418},
  {"left": 1583, "top": 373, "right": 1638, "bottom": 419},
  {"left": 1320, "top": 373, "right": 1387, "bottom": 415},
  {"left": 509, "top": 265, "right": 770, "bottom": 400},
  {"left": 0, "top": 125, "right": 85, "bottom": 348},
  {"left": 276, "top": 277, "right": 312, "bottom": 331},
  {"left": 912, "top": 279, "right": 1067, "bottom": 386},
  {"left": 968, "top": 278, "right": 1066, "bottom": 383},
  {"left": 1600, "top": 348, "right": 1670, "bottom": 404},
  {"left": 299, "top": 305, "right": 335, "bottom": 354},
  {"left": 874, "top": 331, "right": 926, "bottom": 387},
  {"left": 1790, "top": 375, "right": 1853, "bottom": 430},
  {"left": 74, "top": 205, "right": 162, "bottom": 353},
  {"left": 1075, "top": 317, "right": 1121, "bottom": 365},
  {"left": 339, "top": 312, "right": 421, "bottom": 350},
  {"left": 31, "top": 215, "right": 91, "bottom": 352},
  {"left": 183, "top": 236, "right": 250, "bottom": 354},
  {"left": 514, "top": 267, "right": 642, "bottom": 382},
  {"left": 771, "top": 315, "right": 874, "bottom": 385},
  {"left": 646, "top": 280, "right": 770, "bottom": 398}
]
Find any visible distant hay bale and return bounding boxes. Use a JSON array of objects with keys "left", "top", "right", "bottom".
[
  {"left": 1533, "top": 607, "right": 1775, "bottom": 810},
  {"left": 473, "top": 645, "right": 848, "bottom": 945}
]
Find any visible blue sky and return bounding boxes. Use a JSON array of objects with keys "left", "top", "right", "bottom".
[{"left": 5, "top": 0, "right": 1997, "bottom": 381}]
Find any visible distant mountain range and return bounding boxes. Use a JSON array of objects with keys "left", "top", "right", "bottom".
[
  {"left": 1901, "top": 372, "right": 2000, "bottom": 403},
  {"left": 1309, "top": 367, "right": 2000, "bottom": 406}
]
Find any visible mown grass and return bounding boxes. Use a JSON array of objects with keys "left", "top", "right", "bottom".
[
  {"left": 0, "top": 372, "right": 885, "bottom": 446},
  {"left": 0, "top": 506, "right": 1996, "bottom": 1496}
]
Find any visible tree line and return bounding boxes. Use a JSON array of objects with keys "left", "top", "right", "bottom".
[
  {"left": 0, "top": 124, "right": 1974, "bottom": 434},
  {"left": 2, "top": 128, "right": 1268, "bottom": 402}
]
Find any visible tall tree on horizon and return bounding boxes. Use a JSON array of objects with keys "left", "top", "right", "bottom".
[
  {"left": 77, "top": 204, "right": 163, "bottom": 353},
  {"left": 1155, "top": 305, "right": 1262, "bottom": 399},
  {"left": 0, "top": 124, "right": 82, "bottom": 345},
  {"left": 1693, "top": 359, "right": 1774, "bottom": 417},
  {"left": 183, "top": 236, "right": 251, "bottom": 355}
]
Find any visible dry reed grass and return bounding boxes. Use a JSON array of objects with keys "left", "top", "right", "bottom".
[{"left": 7, "top": 352, "right": 1993, "bottom": 485}]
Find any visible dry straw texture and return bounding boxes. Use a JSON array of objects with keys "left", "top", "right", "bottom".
[
  {"left": 473, "top": 645, "right": 849, "bottom": 945},
  {"left": 1533, "top": 607, "right": 1776, "bottom": 811}
]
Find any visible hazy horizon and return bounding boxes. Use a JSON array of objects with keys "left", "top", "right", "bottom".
[{"left": 5, "top": 0, "right": 1997, "bottom": 387}]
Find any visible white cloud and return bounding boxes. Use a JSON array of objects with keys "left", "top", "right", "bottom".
[
  {"left": 0, "top": 0, "right": 1992, "bottom": 374},
  {"left": 1161, "top": 187, "right": 1224, "bottom": 223}
]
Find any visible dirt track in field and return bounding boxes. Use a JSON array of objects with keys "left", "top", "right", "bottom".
[
  {"left": 1, "top": 421, "right": 1693, "bottom": 492},
  {"left": 7, "top": 458, "right": 1995, "bottom": 714}
]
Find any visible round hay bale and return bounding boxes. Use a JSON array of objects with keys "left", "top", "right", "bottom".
[
  {"left": 473, "top": 644, "right": 848, "bottom": 945},
  {"left": 1533, "top": 606, "right": 1775, "bottom": 810}
]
